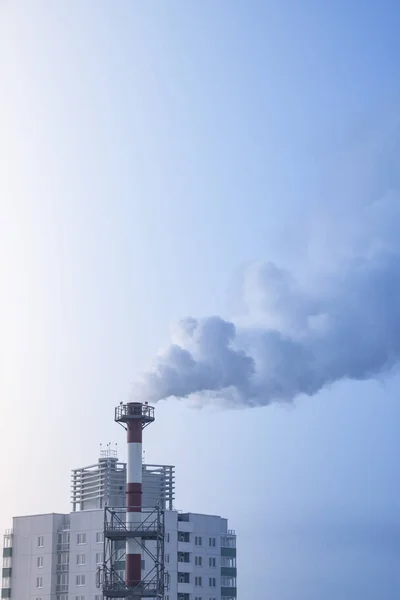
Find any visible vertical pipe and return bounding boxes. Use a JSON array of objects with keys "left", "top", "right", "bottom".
[{"left": 126, "top": 402, "right": 143, "bottom": 588}]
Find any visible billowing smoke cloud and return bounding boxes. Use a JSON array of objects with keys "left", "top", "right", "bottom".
[{"left": 132, "top": 235, "right": 400, "bottom": 407}]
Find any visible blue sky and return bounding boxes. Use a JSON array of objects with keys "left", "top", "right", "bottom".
[{"left": 1, "top": 2, "right": 400, "bottom": 598}]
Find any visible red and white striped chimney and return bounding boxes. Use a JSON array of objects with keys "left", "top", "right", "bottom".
[{"left": 126, "top": 402, "right": 143, "bottom": 588}]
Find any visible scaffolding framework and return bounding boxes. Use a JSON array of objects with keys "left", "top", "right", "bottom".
[{"left": 100, "top": 505, "right": 166, "bottom": 599}]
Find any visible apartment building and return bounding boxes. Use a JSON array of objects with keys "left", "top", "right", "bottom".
[{"left": 1, "top": 450, "right": 237, "bottom": 600}]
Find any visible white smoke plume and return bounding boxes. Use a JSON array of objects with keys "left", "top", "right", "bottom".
[{"left": 133, "top": 193, "right": 400, "bottom": 407}]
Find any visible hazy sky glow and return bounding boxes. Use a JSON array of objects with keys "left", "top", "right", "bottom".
[{"left": 1, "top": 2, "right": 400, "bottom": 598}]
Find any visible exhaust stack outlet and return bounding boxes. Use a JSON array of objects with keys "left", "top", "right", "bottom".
[{"left": 115, "top": 401, "right": 155, "bottom": 589}]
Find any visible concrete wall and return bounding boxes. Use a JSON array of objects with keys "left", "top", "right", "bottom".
[
  {"left": 164, "top": 511, "right": 234, "bottom": 600},
  {"left": 10, "top": 513, "right": 66, "bottom": 600},
  {"left": 68, "top": 509, "right": 104, "bottom": 599}
]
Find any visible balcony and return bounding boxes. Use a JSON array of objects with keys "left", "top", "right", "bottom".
[
  {"left": 177, "top": 572, "right": 190, "bottom": 584},
  {"left": 57, "top": 529, "right": 70, "bottom": 553},
  {"left": 2, "top": 531, "right": 12, "bottom": 551},
  {"left": 178, "top": 552, "right": 190, "bottom": 563},
  {"left": 178, "top": 544, "right": 193, "bottom": 558},
  {"left": 220, "top": 535, "right": 236, "bottom": 549},
  {"left": 56, "top": 563, "right": 69, "bottom": 573},
  {"left": 57, "top": 542, "right": 70, "bottom": 552},
  {"left": 221, "top": 587, "right": 237, "bottom": 598},
  {"left": 103, "top": 580, "right": 161, "bottom": 598},
  {"left": 177, "top": 581, "right": 192, "bottom": 595},
  {"left": 177, "top": 555, "right": 193, "bottom": 574}
]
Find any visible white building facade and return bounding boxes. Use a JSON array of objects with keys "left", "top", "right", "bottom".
[
  {"left": 1, "top": 452, "right": 237, "bottom": 600},
  {"left": 164, "top": 511, "right": 237, "bottom": 600}
]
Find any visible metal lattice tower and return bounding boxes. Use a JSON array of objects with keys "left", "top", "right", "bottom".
[{"left": 100, "top": 402, "right": 166, "bottom": 599}]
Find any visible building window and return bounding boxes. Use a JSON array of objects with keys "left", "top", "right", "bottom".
[
  {"left": 220, "top": 535, "right": 236, "bottom": 548},
  {"left": 76, "top": 553, "right": 86, "bottom": 565},
  {"left": 97, "top": 570, "right": 105, "bottom": 585},
  {"left": 166, "top": 533, "right": 170, "bottom": 543},
  {"left": 195, "top": 556, "right": 202, "bottom": 566},
  {"left": 3, "top": 557, "right": 11, "bottom": 568},
  {"left": 221, "top": 556, "right": 236, "bottom": 568},
  {"left": 96, "top": 552, "right": 103, "bottom": 564},
  {"left": 209, "top": 557, "right": 216, "bottom": 568},
  {"left": 165, "top": 553, "right": 170, "bottom": 563},
  {"left": 37, "top": 556, "right": 44, "bottom": 568},
  {"left": 116, "top": 570, "right": 125, "bottom": 581},
  {"left": 178, "top": 572, "right": 190, "bottom": 584},
  {"left": 36, "top": 576, "right": 43, "bottom": 588},
  {"left": 2, "top": 577, "right": 11, "bottom": 588},
  {"left": 209, "top": 577, "right": 216, "bottom": 588},
  {"left": 209, "top": 537, "right": 216, "bottom": 547},
  {"left": 221, "top": 576, "right": 236, "bottom": 587},
  {"left": 57, "top": 574, "right": 68, "bottom": 586},
  {"left": 178, "top": 552, "right": 190, "bottom": 563},
  {"left": 195, "top": 536, "right": 202, "bottom": 546},
  {"left": 57, "top": 532, "right": 70, "bottom": 545},
  {"left": 77, "top": 533, "right": 86, "bottom": 545},
  {"left": 96, "top": 532, "right": 103, "bottom": 544},
  {"left": 195, "top": 597, "right": 203, "bottom": 600},
  {"left": 57, "top": 553, "right": 69, "bottom": 566},
  {"left": 115, "top": 547, "right": 125, "bottom": 561},
  {"left": 75, "top": 597, "right": 85, "bottom": 600},
  {"left": 195, "top": 576, "right": 202, "bottom": 586},
  {"left": 37, "top": 536, "right": 44, "bottom": 547},
  {"left": 76, "top": 574, "right": 86, "bottom": 586}
]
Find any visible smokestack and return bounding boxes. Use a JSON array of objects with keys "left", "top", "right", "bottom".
[
  {"left": 115, "top": 401, "right": 155, "bottom": 589},
  {"left": 126, "top": 402, "right": 142, "bottom": 588}
]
